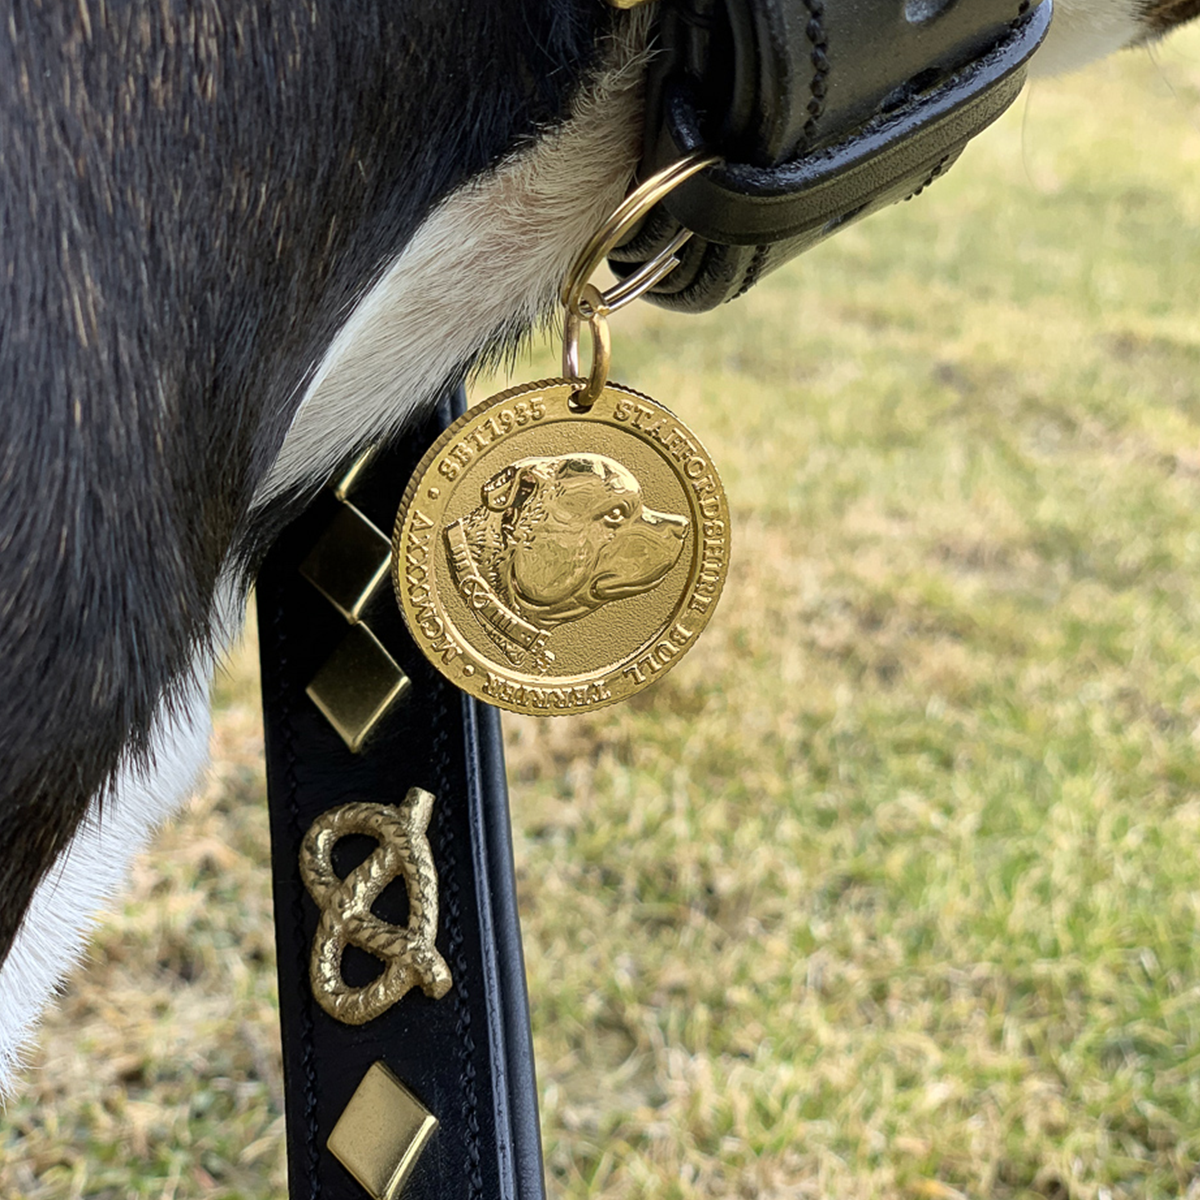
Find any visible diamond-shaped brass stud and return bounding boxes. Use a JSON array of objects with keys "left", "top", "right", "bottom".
[
  {"left": 300, "top": 502, "right": 391, "bottom": 624},
  {"left": 328, "top": 1062, "right": 437, "bottom": 1200},
  {"left": 306, "top": 625, "right": 411, "bottom": 753},
  {"left": 334, "top": 445, "right": 379, "bottom": 502}
]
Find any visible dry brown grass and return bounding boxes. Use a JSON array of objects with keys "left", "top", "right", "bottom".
[{"left": 9, "top": 30, "right": 1200, "bottom": 1198}]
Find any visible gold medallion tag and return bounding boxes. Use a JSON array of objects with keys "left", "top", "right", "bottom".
[
  {"left": 392, "top": 379, "right": 729, "bottom": 714},
  {"left": 393, "top": 153, "right": 729, "bottom": 713}
]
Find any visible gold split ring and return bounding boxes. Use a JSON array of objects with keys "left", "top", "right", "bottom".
[
  {"left": 560, "top": 151, "right": 721, "bottom": 406},
  {"left": 560, "top": 151, "right": 721, "bottom": 320}
]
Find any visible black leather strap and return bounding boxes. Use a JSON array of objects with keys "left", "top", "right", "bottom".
[
  {"left": 610, "top": 0, "right": 1052, "bottom": 310},
  {"left": 258, "top": 390, "right": 545, "bottom": 1200}
]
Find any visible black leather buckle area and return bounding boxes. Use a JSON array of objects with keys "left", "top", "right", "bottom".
[
  {"left": 258, "top": 390, "right": 546, "bottom": 1200},
  {"left": 611, "top": 0, "right": 1051, "bottom": 311}
]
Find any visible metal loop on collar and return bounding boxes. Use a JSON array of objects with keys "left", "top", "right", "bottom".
[
  {"left": 562, "top": 283, "right": 612, "bottom": 409},
  {"left": 560, "top": 151, "right": 721, "bottom": 319}
]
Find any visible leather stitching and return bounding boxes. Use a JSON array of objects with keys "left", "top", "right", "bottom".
[
  {"left": 904, "top": 154, "right": 952, "bottom": 202},
  {"left": 272, "top": 598, "right": 323, "bottom": 1199},
  {"left": 432, "top": 684, "right": 485, "bottom": 1199},
  {"left": 801, "top": 0, "right": 829, "bottom": 146},
  {"left": 735, "top": 243, "right": 772, "bottom": 300}
]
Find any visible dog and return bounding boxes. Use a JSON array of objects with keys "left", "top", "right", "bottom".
[
  {"left": 0, "top": 0, "right": 1198, "bottom": 1097},
  {"left": 447, "top": 453, "right": 688, "bottom": 662}
]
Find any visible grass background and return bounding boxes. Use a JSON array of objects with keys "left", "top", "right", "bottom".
[{"left": 7, "top": 29, "right": 1200, "bottom": 1199}]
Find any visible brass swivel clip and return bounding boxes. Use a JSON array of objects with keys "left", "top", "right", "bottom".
[{"left": 560, "top": 151, "right": 720, "bottom": 408}]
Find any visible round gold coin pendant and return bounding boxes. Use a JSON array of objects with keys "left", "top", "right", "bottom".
[{"left": 392, "top": 379, "right": 730, "bottom": 715}]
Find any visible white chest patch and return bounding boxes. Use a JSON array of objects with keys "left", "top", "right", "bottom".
[
  {"left": 0, "top": 666, "right": 212, "bottom": 1091},
  {"left": 253, "top": 17, "right": 651, "bottom": 513}
]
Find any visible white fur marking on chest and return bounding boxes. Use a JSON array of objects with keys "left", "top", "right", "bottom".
[
  {"left": 253, "top": 19, "right": 650, "bottom": 512},
  {"left": 0, "top": 666, "right": 213, "bottom": 1094}
]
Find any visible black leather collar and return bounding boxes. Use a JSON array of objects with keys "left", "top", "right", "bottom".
[{"left": 610, "top": 0, "right": 1052, "bottom": 310}]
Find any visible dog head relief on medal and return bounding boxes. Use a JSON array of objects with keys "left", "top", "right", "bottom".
[{"left": 393, "top": 156, "right": 730, "bottom": 716}]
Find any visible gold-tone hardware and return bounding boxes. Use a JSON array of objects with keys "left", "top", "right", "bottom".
[
  {"left": 391, "top": 153, "right": 733, "bottom": 709},
  {"left": 299, "top": 503, "right": 392, "bottom": 623},
  {"left": 328, "top": 1062, "right": 438, "bottom": 1200},
  {"left": 300, "top": 790, "right": 452, "bottom": 1025},
  {"left": 392, "top": 381, "right": 729, "bottom": 715},
  {"left": 334, "top": 445, "right": 380, "bottom": 502},
  {"left": 606, "top": 0, "right": 656, "bottom": 9},
  {"left": 560, "top": 151, "right": 720, "bottom": 319},
  {"left": 306, "top": 625, "right": 411, "bottom": 752},
  {"left": 562, "top": 283, "right": 612, "bottom": 409},
  {"left": 600, "top": 226, "right": 693, "bottom": 311},
  {"left": 303, "top": 446, "right": 407, "bottom": 747}
]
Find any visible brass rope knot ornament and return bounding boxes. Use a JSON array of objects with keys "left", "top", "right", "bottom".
[{"left": 299, "top": 790, "right": 452, "bottom": 1025}]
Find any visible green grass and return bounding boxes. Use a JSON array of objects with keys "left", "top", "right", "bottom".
[{"left": 9, "top": 30, "right": 1200, "bottom": 1198}]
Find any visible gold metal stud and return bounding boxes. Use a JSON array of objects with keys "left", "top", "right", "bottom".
[
  {"left": 306, "top": 625, "right": 411, "bottom": 752},
  {"left": 300, "top": 502, "right": 392, "bottom": 624},
  {"left": 328, "top": 1062, "right": 438, "bottom": 1200},
  {"left": 300, "top": 791, "right": 452, "bottom": 1025},
  {"left": 334, "top": 445, "right": 380, "bottom": 502}
]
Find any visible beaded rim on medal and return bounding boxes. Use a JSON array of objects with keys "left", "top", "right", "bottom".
[{"left": 560, "top": 152, "right": 721, "bottom": 409}]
